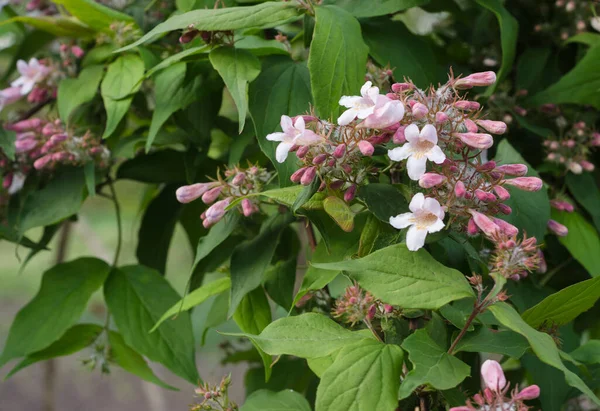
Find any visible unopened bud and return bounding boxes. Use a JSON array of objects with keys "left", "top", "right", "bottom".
[
  {"left": 481, "top": 359, "right": 507, "bottom": 391},
  {"left": 419, "top": 172, "right": 446, "bottom": 188},
  {"left": 241, "top": 198, "right": 257, "bottom": 217},
  {"left": 201, "top": 186, "right": 223, "bottom": 204},
  {"left": 580, "top": 160, "right": 595, "bottom": 172},
  {"left": 454, "top": 71, "right": 497, "bottom": 89},
  {"left": 454, "top": 132, "right": 493, "bottom": 149},
  {"left": 476, "top": 119, "right": 507, "bottom": 135},
  {"left": 454, "top": 100, "right": 481, "bottom": 111},
  {"left": 392, "top": 126, "right": 406, "bottom": 144},
  {"left": 411, "top": 102, "right": 429, "bottom": 120},
  {"left": 330, "top": 180, "right": 344, "bottom": 190},
  {"left": 435, "top": 112, "right": 448, "bottom": 124},
  {"left": 333, "top": 144, "right": 346, "bottom": 158},
  {"left": 464, "top": 119, "right": 478, "bottom": 133},
  {"left": 71, "top": 45, "right": 85, "bottom": 58},
  {"left": 344, "top": 184, "right": 357, "bottom": 202},
  {"left": 502, "top": 177, "right": 542, "bottom": 192},
  {"left": 497, "top": 203, "right": 512, "bottom": 215},
  {"left": 550, "top": 199, "right": 574, "bottom": 212},
  {"left": 296, "top": 145, "right": 310, "bottom": 159},
  {"left": 548, "top": 219, "right": 568, "bottom": 236},
  {"left": 469, "top": 210, "right": 500, "bottom": 237},
  {"left": 493, "top": 218, "right": 518, "bottom": 236},
  {"left": 454, "top": 180, "right": 466, "bottom": 198},
  {"left": 495, "top": 163, "right": 528, "bottom": 176},
  {"left": 358, "top": 140, "right": 374, "bottom": 156},
  {"left": 367, "top": 304, "right": 376, "bottom": 320},
  {"left": 391, "top": 82, "right": 413, "bottom": 92},
  {"left": 6, "top": 118, "right": 42, "bottom": 132},
  {"left": 384, "top": 304, "right": 393, "bottom": 313},
  {"left": 231, "top": 173, "right": 245, "bottom": 186},
  {"left": 313, "top": 154, "right": 327, "bottom": 165},
  {"left": 300, "top": 166, "right": 317, "bottom": 185},
  {"left": 514, "top": 385, "right": 541, "bottom": 400},
  {"left": 467, "top": 218, "right": 479, "bottom": 236},
  {"left": 175, "top": 182, "right": 217, "bottom": 204},
  {"left": 33, "top": 154, "right": 53, "bottom": 170}
]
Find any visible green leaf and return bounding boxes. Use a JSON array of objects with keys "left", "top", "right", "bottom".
[
  {"left": 566, "top": 172, "right": 600, "bottom": 232},
  {"left": 522, "top": 277, "right": 600, "bottom": 328},
  {"left": 117, "top": 2, "right": 301, "bottom": 52},
  {"left": 5, "top": 324, "right": 103, "bottom": 378},
  {"left": 528, "top": 45, "right": 600, "bottom": 109},
  {"left": 0, "top": 128, "right": 16, "bottom": 161},
  {"left": 564, "top": 32, "right": 600, "bottom": 47},
  {"left": 108, "top": 331, "right": 176, "bottom": 390},
  {"left": 308, "top": 5, "right": 368, "bottom": 119},
  {"left": 453, "top": 327, "right": 529, "bottom": 358},
  {"left": 312, "top": 243, "right": 474, "bottom": 309},
  {"left": 0, "top": 16, "right": 95, "bottom": 37},
  {"left": 241, "top": 389, "right": 311, "bottom": 411},
  {"left": 57, "top": 65, "right": 104, "bottom": 123},
  {"left": 570, "top": 340, "right": 600, "bottom": 364},
  {"left": 358, "top": 184, "right": 409, "bottom": 222},
  {"left": 229, "top": 212, "right": 294, "bottom": 316},
  {"left": 104, "top": 265, "right": 199, "bottom": 384},
  {"left": 315, "top": 340, "right": 403, "bottom": 411},
  {"left": 515, "top": 47, "right": 552, "bottom": 94},
  {"left": 209, "top": 47, "right": 261, "bottom": 133},
  {"left": 399, "top": 329, "right": 470, "bottom": 399},
  {"left": 264, "top": 258, "right": 296, "bottom": 310},
  {"left": 102, "top": 96, "right": 132, "bottom": 139},
  {"left": 323, "top": 196, "right": 354, "bottom": 232},
  {"left": 475, "top": 0, "right": 518, "bottom": 95},
  {"left": 0, "top": 258, "right": 110, "bottom": 367},
  {"left": 101, "top": 54, "right": 145, "bottom": 100},
  {"left": 144, "top": 45, "right": 209, "bottom": 78},
  {"left": 152, "top": 277, "right": 230, "bottom": 332},
  {"left": 235, "top": 35, "right": 289, "bottom": 56},
  {"left": 324, "top": 0, "right": 429, "bottom": 18},
  {"left": 249, "top": 56, "right": 312, "bottom": 186},
  {"left": 190, "top": 213, "right": 240, "bottom": 277},
  {"left": 52, "top": 0, "right": 135, "bottom": 31},
  {"left": 292, "top": 178, "right": 319, "bottom": 213},
  {"left": 358, "top": 214, "right": 380, "bottom": 257},
  {"left": 493, "top": 139, "right": 550, "bottom": 242},
  {"left": 234, "top": 313, "right": 369, "bottom": 358},
  {"left": 117, "top": 149, "right": 188, "bottom": 183},
  {"left": 82, "top": 44, "right": 117, "bottom": 67},
  {"left": 489, "top": 302, "right": 600, "bottom": 405},
  {"left": 552, "top": 210, "right": 600, "bottom": 277}
]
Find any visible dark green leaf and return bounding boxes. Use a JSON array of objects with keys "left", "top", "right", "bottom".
[
  {"left": 264, "top": 258, "right": 296, "bottom": 310},
  {"left": 0, "top": 128, "right": 16, "bottom": 161},
  {"left": 454, "top": 327, "right": 529, "bottom": 358},
  {"left": 552, "top": 210, "right": 600, "bottom": 277},
  {"left": 292, "top": 178, "right": 319, "bottom": 213},
  {"left": 570, "top": 340, "right": 600, "bottom": 364},
  {"left": 358, "top": 184, "right": 409, "bottom": 222},
  {"left": 566, "top": 172, "right": 600, "bottom": 232},
  {"left": 52, "top": 0, "right": 135, "bottom": 31},
  {"left": 324, "top": 0, "right": 429, "bottom": 18},
  {"left": 515, "top": 47, "right": 552, "bottom": 94},
  {"left": 117, "top": 150, "right": 188, "bottom": 183}
]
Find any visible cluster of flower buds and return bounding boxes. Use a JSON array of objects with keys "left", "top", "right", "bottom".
[
  {"left": 364, "top": 60, "right": 394, "bottom": 91},
  {"left": 190, "top": 374, "right": 238, "bottom": 411},
  {"left": 450, "top": 360, "right": 540, "bottom": 411},
  {"left": 176, "top": 164, "right": 272, "bottom": 228},
  {"left": 543, "top": 120, "right": 598, "bottom": 174},
  {"left": 179, "top": 23, "right": 234, "bottom": 45},
  {"left": 488, "top": 232, "right": 541, "bottom": 280},
  {"left": 386, "top": 71, "right": 543, "bottom": 250},
  {"left": 59, "top": 43, "right": 85, "bottom": 77},
  {"left": 332, "top": 283, "right": 395, "bottom": 326}
]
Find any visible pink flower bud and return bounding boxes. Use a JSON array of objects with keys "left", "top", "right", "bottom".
[
  {"left": 2, "top": 173, "right": 12, "bottom": 189},
  {"left": 467, "top": 218, "right": 479, "bottom": 236},
  {"left": 537, "top": 250, "right": 547, "bottom": 274},
  {"left": 358, "top": 140, "right": 374, "bottom": 156},
  {"left": 0, "top": 86, "right": 23, "bottom": 107},
  {"left": 15, "top": 138, "right": 37, "bottom": 153},
  {"left": 333, "top": 144, "right": 346, "bottom": 159},
  {"left": 514, "top": 106, "right": 527, "bottom": 117},
  {"left": 483, "top": 387, "right": 494, "bottom": 402},
  {"left": 469, "top": 210, "right": 500, "bottom": 237},
  {"left": 411, "top": 102, "right": 429, "bottom": 120},
  {"left": 550, "top": 199, "right": 574, "bottom": 212},
  {"left": 479, "top": 160, "right": 496, "bottom": 172},
  {"left": 454, "top": 181, "right": 466, "bottom": 198},
  {"left": 202, "top": 198, "right": 231, "bottom": 228},
  {"left": 454, "top": 71, "right": 497, "bottom": 89},
  {"left": 476, "top": 119, "right": 507, "bottom": 135},
  {"left": 393, "top": 126, "right": 406, "bottom": 144},
  {"left": 327, "top": 158, "right": 336, "bottom": 167},
  {"left": 495, "top": 163, "right": 528, "bottom": 176},
  {"left": 384, "top": 304, "right": 393, "bottom": 313},
  {"left": 33, "top": 153, "right": 53, "bottom": 170},
  {"left": 481, "top": 359, "right": 506, "bottom": 391},
  {"left": 473, "top": 393, "right": 485, "bottom": 406},
  {"left": 6, "top": 118, "right": 42, "bottom": 132},
  {"left": 435, "top": 112, "right": 448, "bottom": 124},
  {"left": 449, "top": 407, "right": 471, "bottom": 411},
  {"left": 176, "top": 182, "right": 217, "bottom": 203},
  {"left": 568, "top": 161, "right": 583, "bottom": 174},
  {"left": 419, "top": 172, "right": 446, "bottom": 188},
  {"left": 502, "top": 177, "right": 542, "bottom": 192},
  {"left": 70, "top": 46, "right": 85, "bottom": 58},
  {"left": 475, "top": 189, "right": 490, "bottom": 202},
  {"left": 301, "top": 166, "right": 317, "bottom": 185},
  {"left": 493, "top": 218, "right": 518, "bottom": 236},
  {"left": 514, "top": 385, "right": 540, "bottom": 400},
  {"left": 548, "top": 219, "right": 568, "bottom": 236},
  {"left": 497, "top": 203, "right": 512, "bottom": 215},
  {"left": 454, "top": 100, "right": 481, "bottom": 111},
  {"left": 50, "top": 133, "right": 68, "bottom": 144},
  {"left": 201, "top": 186, "right": 223, "bottom": 204},
  {"left": 563, "top": 139, "right": 576, "bottom": 148},
  {"left": 312, "top": 154, "right": 327, "bottom": 165},
  {"left": 231, "top": 173, "right": 245, "bottom": 186},
  {"left": 580, "top": 160, "right": 595, "bottom": 172},
  {"left": 241, "top": 198, "right": 257, "bottom": 217},
  {"left": 296, "top": 145, "right": 310, "bottom": 159},
  {"left": 330, "top": 180, "right": 344, "bottom": 190},
  {"left": 344, "top": 184, "right": 357, "bottom": 202},
  {"left": 367, "top": 304, "right": 376, "bottom": 320},
  {"left": 391, "top": 82, "right": 413, "bottom": 92},
  {"left": 454, "top": 132, "right": 494, "bottom": 149},
  {"left": 464, "top": 119, "right": 478, "bottom": 133}
]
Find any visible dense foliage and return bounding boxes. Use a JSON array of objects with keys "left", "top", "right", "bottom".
[{"left": 1, "top": 0, "right": 600, "bottom": 410}]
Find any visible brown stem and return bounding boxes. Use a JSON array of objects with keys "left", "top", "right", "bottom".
[
  {"left": 447, "top": 302, "right": 481, "bottom": 355},
  {"left": 419, "top": 394, "right": 429, "bottom": 411},
  {"left": 16, "top": 98, "right": 53, "bottom": 122},
  {"left": 304, "top": 218, "right": 317, "bottom": 252}
]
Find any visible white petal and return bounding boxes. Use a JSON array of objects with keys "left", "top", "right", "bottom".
[
  {"left": 423, "top": 197, "right": 442, "bottom": 216},
  {"left": 409, "top": 192, "right": 425, "bottom": 213},
  {"left": 427, "top": 218, "right": 445, "bottom": 234},
  {"left": 337, "top": 108, "right": 358, "bottom": 125},
  {"left": 426, "top": 145, "right": 446, "bottom": 164},
  {"left": 360, "top": 81, "right": 373, "bottom": 97},
  {"left": 387, "top": 144, "right": 411, "bottom": 162},
  {"left": 404, "top": 124, "right": 420, "bottom": 143},
  {"left": 406, "top": 226, "right": 428, "bottom": 251},
  {"left": 295, "top": 130, "right": 323, "bottom": 146},
  {"left": 280, "top": 115, "right": 293, "bottom": 133},
  {"left": 355, "top": 105, "right": 376, "bottom": 119},
  {"left": 16, "top": 60, "right": 27, "bottom": 75},
  {"left": 339, "top": 95, "right": 361, "bottom": 108},
  {"left": 18, "top": 80, "right": 34, "bottom": 95},
  {"left": 266, "top": 132, "right": 286, "bottom": 142},
  {"left": 420, "top": 124, "right": 438, "bottom": 144},
  {"left": 275, "top": 142, "right": 294, "bottom": 163},
  {"left": 294, "top": 116, "right": 305, "bottom": 132},
  {"left": 389, "top": 212, "right": 414, "bottom": 229},
  {"left": 366, "top": 85, "right": 380, "bottom": 103},
  {"left": 406, "top": 155, "right": 427, "bottom": 180}
]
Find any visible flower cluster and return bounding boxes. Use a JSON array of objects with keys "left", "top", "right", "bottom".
[
  {"left": 175, "top": 164, "right": 272, "bottom": 228},
  {"left": 190, "top": 374, "right": 238, "bottom": 411},
  {"left": 543, "top": 120, "right": 598, "bottom": 174},
  {"left": 332, "top": 283, "right": 395, "bottom": 326},
  {"left": 488, "top": 232, "right": 541, "bottom": 280},
  {"left": 450, "top": 359, "right": 540, "bottom": 411}
]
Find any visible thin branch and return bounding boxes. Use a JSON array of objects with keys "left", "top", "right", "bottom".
[{"left": 107, "top": 179, "right": 122, "bottom": 268}]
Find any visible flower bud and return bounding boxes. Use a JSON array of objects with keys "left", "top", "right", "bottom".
[
  {"left": 392, "top": 126, "right": 406, "bottom": 144},
  {"left": 71, "top": 45, "right": 85, "bottom": 58},
  {"left": 502, "top": 177, "right": 542, "bottom": 192},
  {"left": 230, "top": 173, "right": 245, "bottom": 186},
  {"left": 478, "top": 160, "right": 496, "bottom": 172},
  {"left": 419, "top": 172, "right": 446, "bottom": 188},
  {"left": 464, "top": 119, "right": 478, "bottom": 133},
  {"left": 475, "top": 189, "right": 490, "bottom": 202},
  {"left": 312, "top": 154, "right": 327, "bottom": 165},
  {"left": 467, "top": 218, "right": 479, "bottom": 236},
  {"left": 497, "top": 203, "right": 512, "bottom": 215},
  {"left": 2, "top": 173, "right": 12, "bottom": 189},
  {"left": 176, "top": 182, "right": 217, "bottom": 203},
  {"left": 476, "top": 119, "right": 507, "bottom": 135},
  {"left": 537, "top": 250, "right": 547, "bottom": 274},
  {"left": 333, "top": 144, "right": 346, "bottom": 158},
  {"left": 454, "top": 181, "right": 466, "bottom": 198},
  {"left": 367, "top": 304, "right": 376, "bottom": 320},
  {"left": 454, "top": 71, "right": 497, "bottom": 89},
  {"left": 15, "top": 137, "right": 37, "bottom": 153},
  {"left": 179, "top": 30, "right": 199, "bottom": 44},
  {"left": 548, "top": 219, "right": 568, "bottom": 236},
  {"left": 50, "top": 133, "right": 68, "bottom": 144},
  {"left": 454, "top": 132, "right": 493, "bottom": 149},
  {"left": 567, "top": 161, "right": 583, "bottom": 174},
  {"left": 241, "top": 198, "right": 257, "bottom": 217},
  {"left": 514, "top": 385, "right": 541, "bottom": 400},
  {"left": 411, "top": 102, "right": 429, "bottom": 120},
  {"left": 483, "top": 388, "right": 494, "bottom": 402},
  {"left": 327, "top": 158, "right": 336, "bottom": 167},
  {"left": 493, "top": 218, "right": 518, "bottom": 236},
  {"left": 514, "top": 106, "right": 527, "bottom": 116},
  {"left": 391, "top": 82, "right": 413, "bottom": 92},
  {"left": 344, "top": 184, "right": 357, "bottom": 202},
  {"left": 384, "top": 304, "right": 393, "bottom": 313},
  {"left": 330, "top": 180, "right": 344, "bottom": 190},
  {"left": 481, "top": 359, "right": 506, "bottom": 391},
  {"left": 358, "top": 140, "right": 374, "bottom": 156},
  {"left": 202, "top": 198, "right": 231, "bottom": 228},
  {"left": 580, "top": 160, "right": 595, "bottom": 172},
  {"left": 494, "top": 163, "right": 528, "bottom": 176},
  {"left": 435, "top": 111, "right": 448, "bottom": 124},
  {"left": 33, "top": 153, "right": 53, "bottom": 170},
  {"left": 454, "top": 100, "right": 481, "bottom": 111},
  {"left": 296, "top": 145, "right": 310, "bottom": 159},
  {"left": 469, "top": 210, "right": 500, "bottom": 237},
  {"left": 202, "top": 186, "right": 223, "bottom": 204},
  {"left": 6, "top": 118, "right": 42, "bottom": 132},
  {"left": 550, "top": 199, "right": 574, "bottom": 212},
  {"left": 449, "top": 407, "right": 471, "bottom": 411},
  {"left": 301, "top": 166, "right": 317, "bottom": 185}
]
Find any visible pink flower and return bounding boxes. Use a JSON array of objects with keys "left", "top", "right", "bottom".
[
  {"left": 33, "top": 153, "right": 53, "bottom": 170},
  {"left": 469, "top": 210, "right": 499, "bottom": 237},
  {"left": 6, "top": 118, "right": 42, "bottom": 132},
  {"left": 337, "top": 81, "right": 380, "bottom": 125},
  {"left": 266, "top": 115, "right": 323, "bottom": 163},
  {"left": 359, "top": 95, "right": 405, "bottom": 129},
  {"left": 502, "top": 177, "right": 543, "bottom": 191},
  {"left": 388, "top": 124, "right": 446, "bottom": 180},
  {"left": 454, "top": 71, "right": 497, "bottom": 89},
  {"left": 481, "top": 359, "right": 506, "bottom": 391},
  {"left": 419, "top": 172, "right": 446, "bottom": 188},
  {"left": 71, "top": 45, "right": 85, "bottom": 58},
  {"left": 548, "top": 219, "right": 568, "bottom": 236},
  {"left": 11, "top": 58, "right": 50, "bottom": 95},
  {"left": 454, "top": 181, "right": 466, "bottom": 198},
  {"left": 454, "top": 132, "right": 493, "bottom": 150},
  {"left": 175, "top": 182, "right": 218, "bottom": 204}
]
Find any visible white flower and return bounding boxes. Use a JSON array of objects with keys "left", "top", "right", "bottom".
[
  {"left": 389, "top": 192, "right": 445, "bottom": 251},
  {"left": 592, "top": 17, "right": 600, "bottom": 33},
  {"left": 11, "top": 58, "right": 50, "bottom": 95},
  {"left": 337, "top": 81, "right": 380, "bottom": 126},
  {"left": 387, "top": 123, "right": 446, "bottom": 180},
  {"left": 266, "top": 115, "right": 323, "bottom": 163}
]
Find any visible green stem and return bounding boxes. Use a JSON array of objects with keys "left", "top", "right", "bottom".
[{"left": 108, "top": 179, "right": 122, "bottom": 268}]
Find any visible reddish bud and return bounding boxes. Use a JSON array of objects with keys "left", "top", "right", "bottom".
[
  {"left": 201, "top": 186, "right": 223, "bottom": 204},
  {"left": 469, "top": 210, "right": 500, "bottom": 237},
  {"left": 478, "top": 160, "right": 496, "bottom": 172},
  {"left": 313, "top": 154, "right": 327, "bottom": 165},
  {"left": 358, "top": 140, "right": 374, "bottom": 156},
  {"left": 391, "top": 82, "right": 413, "bottom": 92},
  {"left": 476, "top": 119, "right": 507, "bottom": 135},
  {"left": 502, "top": 177, "right": 543, "bottom": 192},
  {"left": 435, "top": 111, "right": 448, "bottom": 124},
  {"left": 241, "top": 198, "right": 257, "bottom": 217},
  {"left": 493, "top": 218, "right": 519, "bottom": 236},
  {"left": 344, "top": 184, "right": 357, "bottom": 202},
  {"left": 548, "top": 219, "right": 568, "bottom": 236},
  {"left": 175, "top": 182, "right": 217, "bottom": 203},
  {"left": 514, "top": 385, "right": 540, "bottom": 400},
  {"left": 467, "top": 218, "right": 479, "bottom": 236},
  {"left": 580, "top": 160, "right": 595, "bottom": 172},
  {"left": 333, "top": 144, "right": 346, "bottom": 158},
  {"left": 33, "top": 154, "right": 53, "bottom": 170},
  {"left": 550, "top": 199, "right": 574, "bottom": 212},
  {"left": 497, "top": 203, "right": 512, "bottom": 215},
  {"left": 231, "top": 173, "right": 245, "bottom": 186},
  {"left": 411, "top": 102, "right": 429, "bottom": 120},
  {"left": 454, "top": 181, "right": 466, "bottom": 198},
  {"left": 301, "top": 166, "right": 317, "bottom": 185},
  {"left": 367, "top": 304, "right": 376, "bottom": 320},
  {"left": 464, "top": 119, "right": 478, "bottom": 133},
  {"left": 454, "top": 132, "right": 493, "bottom": 149},
  {"left": 454, "top": 71, "right": 497, "bottom": 89},
  {"left": 330, "top": 180, "right": 344, "bottom": 190},
  {"left": 6, "top": 118, "right": 43, "bottom": 132},
  {"left": 419, "top": 172, "right": 446, "bottom": 188},
  {"left": 495, "top": 163, "right": 528, "bottom": 176},
  {"left": 454, "top": 100, "right": 481, "bottom": 111},
  {"left": 296, "top": 146, "right": 310, "bottom": 159},
  {"left": 392, "top": 126, "right": 406, "bottom": 144},
  {"left": 71, "top": 46, "right": 85, "bottom": 58}
]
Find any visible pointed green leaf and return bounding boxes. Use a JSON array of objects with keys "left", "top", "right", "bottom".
[
  {"left": 453, "top": 327, "right": 529, "bottom": 358},
  {"left": 57, "top": 64, "right": 104, "bottom": 124},
  {"left": 0, "top": 128, "right": 16, "bottom": 161},
  {"left": 565, "top": 172, "right": 600, "bottom": 232},
  {"left": 323, "top": 196, "right": 354, "bottom": 232},
  {"left": 241, "top": 389, "right": 311, "bottom": 411},
  {"left": 52, "top": 0, "right": 135, "bottom": 31},
  {"left": 552, "top": 210, "right": 600, "bottom": 277},
  {"left": 325, "top": 0, "right": 429, "bottom": 18}
]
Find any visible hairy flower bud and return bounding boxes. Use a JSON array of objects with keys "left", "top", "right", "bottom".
[
  {"left": 481, "top": 359, "right": 506, "bottom": 391},
  {"left": 435, "top": 111, "right": 448, "bottom": 124},
  {"left": 176, "top": 182, "right": 217, "bottom": 203},
  {"left": 493, "top": 218, "right": 518, "bottom": 236},
  {"left": 313, "top": 154, "right": 327, "bottom": 165},
  {"left": 547, "top": 219, "right": 568, "bottom": 236},
  {"left": 231, "top": 173, "right": 245, "bottom": 186},
  {"left": 344, "top": 184, "right": 357, "bottom": 202},
  {"left": 454, "top": 132, "right": 494, "bottom": 149},
  {"left": 301, "top": 166, "right": 317, "bottom": 185},
  {"left": 358, "top": 140, "right": 374, "bottom": 156},
  {"left": 419, "top": 173, "right": 446, "bottom": 188},
  {"left": 202, "top": 186, "right": 223, "bottom": 204},
  {"left": 454, "top": 100, "right": 481, "bottom": 111},
  {"left": 290, "top": 168, "right": 306, "bottom": 184},
  {"left": 476, "top": 119, "right": 507, "bottom": 135},
  {"left": 495, "top": 163, "right": 528, "bottom": 176},
  {"left": 411, "top": 102, "right": 428, "bottom": 120},
  {"left": 464, "top": 119, "right": 478, "bottom": 133},
  {"left": 333, "top": 144, "right": 346, "bottom": 158},
  {"left": 502, "top": 177, "right": 542, "bottom": 191},
  {"left": 469, "top": 210, "right": 500, "bottom": 237},
  {"left": 514, "top": 385, "right": 541, "bottom": 401},
  {"left": 454, "top": 71, "right": 497, "bottom": 89}
]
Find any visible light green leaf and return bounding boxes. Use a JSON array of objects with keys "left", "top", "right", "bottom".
[
  {"left": 453, "top": 327, "right": 529, "bottom": 358},
  {"left": 101, "top": 54, "right": 145, "bottom": 100},
  {"left": 144, "top": 45, "right": 209, "bottom": 78},
  {"left": 564, "top": 32, "right": 600, "bottom": 47},
  {"left": 566, "top": 172, "right": 600, "bottom": 232},
  {"left": 312, "top": 243, "right": 474, "bottom": 309},
  {"left": 316, "top": 340, "right": 403, "bottom": 411},
  {"left": 475, "top": 0, "right": 518, "bottom": 95},
  {"left": 104, "top": 265, "right": 199, "bottom": 384},
  {"left": 489, "top": 302, "right": 600, "bottom": 405},
  {"left": 58, "top": 65, "right": 104, "bottom": 124},
  {"left": 552, "top": 210, "right": 600, "bottom": 277},
  {"left": 52, "top": 0, "right": 135, "bottom": 31},
  {"left": 522, "top": 277, "right": 600, "bottom": 328},
  {"left": 399, "top": 329, "right": 470, "bottom": 399},
  {"left": 570, "top": 340, "right": 600, "bottom": 364},
  {"left": 102, "top": 96, "right": 132, "bottom": 139},
  {"left": 152, "top": 277, "right": 231, "bottom": 332},
  {"left": 235, "top": 35, "right": 289, "bottom": 56},
  {"left": 0, "top": 16, "right": 95, "bottom": 37},
  {"left": 324, "top": 0, "right": 429, "bottom": 18},
  {"left": 191, "top": 212, "right": 240, "bottom": 275},
  {"left": 323, "top": 196, "right": 354, "bottom": 233},
  {"left": 241, "top": 389, "right": 311, "bottom": 411},
  {"left": 117, "top": 2, "right": 301, "bottom": 52},
  {"left": 308, "top": 5, "right": 368, "bottom": 119},
  {"left": 108, "top": 331, "right": 176, "bottom": 390},
  {"left": 6, "top": 324, "right": 103, "bottom": 378},
  {"left": 0, "top": 258, "right": 110, "bottom": 367},
  {"left": 209, "top": 47, "right": 261, "bottom": 133},
  {"left": 0, "top": 128, "right": 16, "bottom": 161}
]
